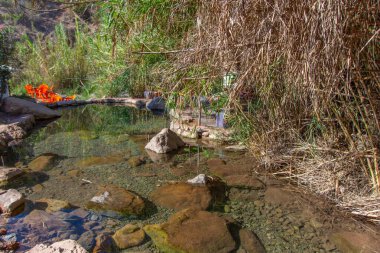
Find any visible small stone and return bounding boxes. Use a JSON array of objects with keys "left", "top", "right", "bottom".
[
  {"left": 224, "top": 205, "right": 231, "bottom": 213},
  {"left": 67, "top": 170, "right": 80, "bottom": 177},
  {"left": 32, "top": 184, "right": 44, "bottom": 193},
  {"left": 77, "top": 230, "right": 96, "bottom": 251},
  {"left": 93, "top": 233, "right": 116, "bottom": 253},
  {"left": 253, "top": 200, "right": 265, "bottom": 208},
  {"left": 127, "top": 156, "right": 145, "bottom": 167}
]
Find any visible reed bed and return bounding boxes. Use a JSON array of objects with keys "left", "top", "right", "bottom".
[{"left": 169, "top": 0, "right": 380, "bottom": 222}]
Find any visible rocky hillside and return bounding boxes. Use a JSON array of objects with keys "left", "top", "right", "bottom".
[{"left": 0, "top": 0, "right": 96, "bottom": 40}]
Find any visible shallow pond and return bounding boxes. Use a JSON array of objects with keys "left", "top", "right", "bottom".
[
  {"left": 1, "top": 105, "right": 234, "bottom": 252},
  {"left": 1, "top": 105, "right": 379, "bottom": 253}
]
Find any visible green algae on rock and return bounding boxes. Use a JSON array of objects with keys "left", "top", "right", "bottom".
[
  {"left": 144, "top": 208, "right": 236, "bottom": 253},
  {"left": 112, "top": 224, "right": 145, "bottom": 249}
]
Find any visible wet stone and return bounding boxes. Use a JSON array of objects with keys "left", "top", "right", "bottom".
[
  {"left": 112, "top": 224, "right": 145, "bottom": 249},
  {"left": 150, "top": 182, "right": 212, "bottom": 211}
]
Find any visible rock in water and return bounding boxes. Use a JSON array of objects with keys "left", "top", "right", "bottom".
[
  {"left": 27, "top": 239, "right": 88, "bottom": 253},
  {"left": 28, "top": 153, "right": 60, "bottom": 171},
  {"left": 0, "top": 189, "right": 24, "bottom": 215},
  {"left": 86, "top": 185, "right": 145, "bottom": 216},
  {"left": 93, "top": 233, "right": 116, "bottom": 253},
  {"left": 150, "top": 182, "right": 212, "bottom": 210},
  {"left": 144, "top": 208, "right": 236, "bottom": 253},
  {"left": 187, "top": 174, "right": 208, "bottom": 184},
  {"left": 239, "top": 229, "right": 266, "bottom": 253},
  {"left": 146, "top": 97, "right": 165, "bottom": 111},
  {"left": 34, "top": 198, "right": 72, "bottom": 213},
  {"left": 0, "top": 167, "right": 23, "bottom": 185},
  {"left": 112, "top": 224, "right": 145, "bottom": 249},
  {"left": 1, "top": 97, "right": 61, "bottom": 119},
  {"left": 145, "top": 128, "right": 185, "bottom": 154}
]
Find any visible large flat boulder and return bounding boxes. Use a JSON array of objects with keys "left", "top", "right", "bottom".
[
  {"left": 0, "top": 189, "right": 25, "bottom": 215},
  {"left": 86, "top": 185, "right": 145, "bottom": 216},
  {"left": 150, "top": 182, "right": 212, "bottom": 211},
  {"left": 1, "top": 97, "right": 61, "bottom": 119},
  {"left": 145, "top": 128, "right": 185, "bottom": 154},
  {"left": 144, "top": 208, "right": 237, "bottom": 253},
  {"left": 27, "top": 239, "right": 88, "bottom": 253}
]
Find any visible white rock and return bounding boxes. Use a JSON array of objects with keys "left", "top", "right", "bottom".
[
  {"left": 27, "top": 239, "right": 88, "bottom": 253},
  {"left": 187, "top": 174, "right": 208, "bottom": 184},
  {"left": 90, "top": 191, "right": 110, "bottom": 204},
  {"left": 0, "top": 189, "right": 24, "bottom": 214},
  {"left": 145, "top": 128, "right": 185, "bottom": 154}
]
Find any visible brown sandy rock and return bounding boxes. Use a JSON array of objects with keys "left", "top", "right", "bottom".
[
  {"left": 112, "top": 224, "right": 145, "bottom": 249},
  {"left": 150, "top": 182, "right": 212, "bottom": 210},
  {"left": 34, "top": 198, "right": 72, "bottom": 213},
  {"left": 224, "top": 175, "right": 265, "bottom": 189},
  {"left": 87, "top": 185, "right": 145, "bottom": 216},
  {"left": 28, "top": 153, "right": 60, "bottom": 171},
  {"left": 75, "top": 155, "right": 125, "bottom": 169},
  {"left": 239, "top": 229, "right": 266, "bottom": 253},
  {"left": 330, "top": 231, "right": 380, "bottom": 253},
  {"left": 264, "top": 187, "right": 294, "bottom": 205},
  {"left": 144, "top": 208, "right": 236, "bottom": 253}
]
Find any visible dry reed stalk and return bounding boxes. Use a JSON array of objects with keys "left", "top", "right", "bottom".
[{"left": 168, "top": 0, "right": 380, "bottom": 222}]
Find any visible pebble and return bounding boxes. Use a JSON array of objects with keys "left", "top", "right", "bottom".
[{"left": 90, "top": 214, "right": 99, "bottom": 221}]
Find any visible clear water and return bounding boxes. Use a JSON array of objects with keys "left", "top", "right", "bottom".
[{"left": 1, "top": 105, "right": 225, "bottom": 252}]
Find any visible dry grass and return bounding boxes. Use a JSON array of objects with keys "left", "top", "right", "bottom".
[{"left": 168, "top": 0, "right": 380, "bottom": 222}]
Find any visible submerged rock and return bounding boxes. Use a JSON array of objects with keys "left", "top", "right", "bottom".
[
  {"left": 34, "top": 198, "right": 72, "bottom": 213},
  {"left": 0, "top": 167, "right": 23, "bottom": 185},
  {"left": 75, "top": 155, "right": 126, "bottom": 169},
  {"left": 146, "top": 97, "right": 165, "bottom": 111},
  {"left": 145, "top": 128, "right": 185, "bottom": 154},
  {"left": 1, "top": 97, "right": 61, "bottom": 119},
  {"left": 224, "top": 175, "right": 265, "bottom": 189},
  {"left": 127, "top": 156, "right": 145, "bottom": 167},
  {"left": 330, "top": 231, "right": 380, "bottom": 253},
  {"left": 112, "top": 224, "right": 145, "bottom": 249},
  {"left": 239, "top": 229, "right": 266, "bottom": 253},
  {"left": 28, "top": 153, "right": 60, "bottom": 171},
  {"left": 144, "top": 208, "right": 236, "bottom": 253},
  {"left": 0, "top": 189, "right": 24, "bottom": 215},
  {"left": 27, "top": 239, "right": 88, "bottom": 253},
  {"left": 87, "top": 185, "right": 145, "bottom": 216},
  {"left": 93, "top": 233, "right": 116, "bottom": 253},
  {"left": 150, "top": 182, "right": 212, "bottom": 211}
]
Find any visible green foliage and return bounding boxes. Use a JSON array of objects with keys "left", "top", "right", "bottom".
[{"left": 10, "top": 0, "right": 196, "bottom": 98}]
